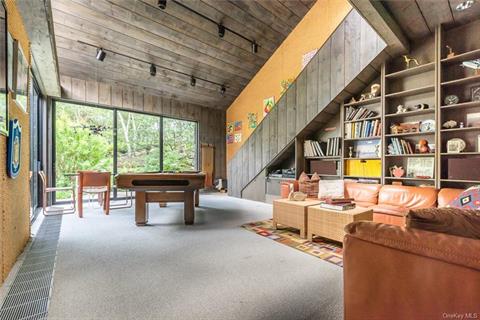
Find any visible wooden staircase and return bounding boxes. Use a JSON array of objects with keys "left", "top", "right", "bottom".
[{"left": 227, "top": 9, "right": 388, "bottom": 198}]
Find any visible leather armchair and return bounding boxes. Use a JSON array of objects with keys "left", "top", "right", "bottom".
[{"left": 344, "top": 221, "right": 480, "bottom": 319}]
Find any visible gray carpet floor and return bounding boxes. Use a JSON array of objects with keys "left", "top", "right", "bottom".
[{"left": 47, "top": 194, "right": 343, "bottom": 320}]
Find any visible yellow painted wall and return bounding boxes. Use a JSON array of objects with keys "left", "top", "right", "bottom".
[
  {"left": 0, "top": 0, "right": 31, "bottom": 284},
  {"left": 226, "top": 0, "right": 352, "bottom": 161}
]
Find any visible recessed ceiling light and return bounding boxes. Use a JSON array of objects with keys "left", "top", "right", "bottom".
[{"left": 456, "top": 0, "right": 475, "bottom": 11}]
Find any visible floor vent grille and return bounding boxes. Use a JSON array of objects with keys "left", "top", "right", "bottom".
[{"left": 0, "top": 215, "right": 62, "bottom": 320}]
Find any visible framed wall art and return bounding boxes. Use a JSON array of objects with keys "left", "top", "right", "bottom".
[
  {"left": 0, "top": 3, "right": 7, "bottom": 135},
  {"left": 471, "top": 85, "right": 480, "bottom": 102},
  {"left": 7, "top": 31, "right": 15, "bottom": 94},
  {"left": 406, "top": 157, "right": 434, "bottom": 179},
  {"left": 14, "top": 45, "right": 28, "bottom": 112}
]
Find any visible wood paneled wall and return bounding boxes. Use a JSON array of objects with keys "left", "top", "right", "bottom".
[
  {"left": 59, "top": 75, "right": 226, "bottom": 179},
  {"left": 228, "top": 10, "right": 386, "bottom": 198}
]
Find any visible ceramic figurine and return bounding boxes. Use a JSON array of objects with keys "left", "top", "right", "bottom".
[
  {"left": 390, "top": 166, "right": 405, "bottom": 178},
  {"left": 446, "top": 45, "right": 455, "bottom": 58},
  {"left": 460, "top": 122, "right": 465, "bottom": 128},
  {"left": 442, "top": 120, "right": 457, "bottom": 129},
  {"left": 371, "top": 84, "right": 381, "bottom": 97},
  {"left": 396, "top": 105, "right": 407, "bottom": 113},
  {"left": 418, "top": 139, "right": 430, "bottom": 154},
  {"left": 348, "top": 146, "right": 354, "bottom": 158},
  {"left": 403, "top": 55, "right": 419, "bottom": 69}
]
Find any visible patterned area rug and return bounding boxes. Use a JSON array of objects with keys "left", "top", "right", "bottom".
[{"left": 242, "top": 220, "right": 343, "bottom": 267}]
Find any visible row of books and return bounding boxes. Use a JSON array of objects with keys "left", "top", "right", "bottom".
[
  {"left": 304, "top": 137, "right": 341, "bottom": 157},
  {"left": 344, "top": 120, "right": 381, "bottom": 139},
  {"left": 320, "top": 198, "right": 356, "bottom": 211},
  {"left": 345, "top": 106, "right": 378, "bottom": 121},
  {"left": 388, "top": 138, "right": 414, "bottom": 155}
]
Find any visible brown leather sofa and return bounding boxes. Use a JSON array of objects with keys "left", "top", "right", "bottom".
[
  {"left": 343, "top": 220, "right": 480, "bottom": 320},
  {"left": 344, "top": 183, "right": 463, "bottom": 226}
]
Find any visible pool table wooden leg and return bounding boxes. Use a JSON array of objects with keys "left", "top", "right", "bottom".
[
  {"left": 184, "top": 190, "right": 195, "bottom": 225},
  {"left": 195, "top": 189, "right": 200, "bottom": 207},
  {"left": 135, "top": 191, "right": 148, "bottom": 226}
]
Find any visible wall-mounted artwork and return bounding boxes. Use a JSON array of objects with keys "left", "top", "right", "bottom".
[
  {"left": 234, "top": 133, "right": 242, "bottom": 143},
  {"left": 226, "top": 133, "right": 234, "bottom": 144},
  {"left": 7, "top": 32, "right": 15, "bottom": 94},
  {"left": 0, "top": 3, "right": 8, "bottom": 136},
  {"left": 14, "top": 45, "right": 28, "bottom": 112},
  {"left": 263, "top": 96, "right": 275, "bottom": 116},
  {"left": 280, "top": 78, "right": 294, "bottom": 95},
  {"left": 247, "top": 112, "right": 257, "bottom": 129},
  {"left": 301, "top": 48, "right": 318, "bottom": 69},
  {"left": 234, "top": 121, "right": 242, "bottom": 132},
  {"left": 226, "top": 122, "right": 234, "bottom": 135},
  {"left": 7, "top": 119, "right": 21, "bottom": 178}
]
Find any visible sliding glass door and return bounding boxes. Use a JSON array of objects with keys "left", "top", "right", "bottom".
[{"left": 53, "top": 100, "right": 198, "bottom": 202}]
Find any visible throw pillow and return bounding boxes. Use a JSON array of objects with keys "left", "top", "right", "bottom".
[{"left": 448, "top": 186, "right": 480, "bottom": 210}]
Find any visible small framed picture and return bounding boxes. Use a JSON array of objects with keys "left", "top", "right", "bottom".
[
  {"left": 466, "top": 112, "right": 480, "bottom": 127},
  {"left": 407, "top": 157, "right": 434, "bottom": 178},
  {"left": 472, "top": 85, "right": 480, "bottom": 102},
  {"left": 14, "top": 45, "right": 29, "bottom": 112}
]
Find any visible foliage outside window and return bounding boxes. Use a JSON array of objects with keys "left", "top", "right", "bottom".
[{"left": 163, "top": 117, "right": 197, "bottom": 171}]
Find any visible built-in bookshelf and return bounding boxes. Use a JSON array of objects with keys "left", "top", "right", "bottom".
[{"left": 294, "top": 19, "right": 480, "bottom": 189}]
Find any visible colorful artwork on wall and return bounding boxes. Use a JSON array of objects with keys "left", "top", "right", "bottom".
[
  {"left": 7, "top": 119, "right": 21, "bottom": 178},
  {"left": 226, "top": 122, "right": 234, "bottom": 135},
  {"left": 247, "top": 112, "right": 257, "bottom": 129},
  {"left": 14, "top": 45, "right": 28, "bottom": 112},
  {"left": 280, "top": 78, "right": 294, "bottom": 95},
  {"left": 226, "top": 133, "right": 234, "bottom": 144},
  {"left": 263, "top": 96, "right": 275, "bottom": 116},
  {"left": 234, "top": 133, "right": 242, "bottom": 143},
  {"left": 302, "top": 48, "right": 318, "bottom": 69},
  {"left": 234, "top": 121, "right": 242, "bottom": 132}
]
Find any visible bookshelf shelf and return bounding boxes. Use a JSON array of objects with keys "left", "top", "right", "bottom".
[
  {"left": 344, "top": 136, "right": 381, "bottom": 141},
  {"left": 385, "top": 85, "right": 435, "bottom": 99},
  {"left": 441, "top": 101, "right": 480, "bottom": 110},
  {"left": 385, "top": 177, "right": 435, "bottom": 182},
  {"left": 385, "top": 153, "right": 434, "bottom": 157},
  {"left": 344, "top": 97, "right": 381, "bottom": 107},
  {"left": 344, "top": 175, "right": 381, "bottom": 179},
  {"left": 305, "top": 156, "right": 341, "bottom": 160},
  {"left": 441, "top": 74, "right": 480, "bottom": 87},
  {"left": 318, "top": 174, "right": 340, "bottom": 177},
  {"left": 441, "top": 152, "right": 480, "bottom": 156},
  {"left": 440, "top": 179, "right": 480, "bottom": 184},
  {"left": 440, "top": 126, "right": 480, "bottom": 133},
  {"left": 344, "top": 115, "right": 381, "bottom": 123},
  {"left": 441, "top": 48, "right": 480, "bottom": 64},
  {"left": 385, "top": 131, "right": 435, "bottom": 138},
  {"left": 385, "top": 109, "right": 434, "bottom": 118},
  {"left": 344, "top": 157, "right": 381, "bottom": 160},
  {"left": 385, "top": 62, "right": 435, "bottom": 79}
]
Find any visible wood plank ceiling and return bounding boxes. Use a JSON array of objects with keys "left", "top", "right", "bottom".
[
  {"left": 51, "top": 0, "right": 316, "bottom": 109},
  {"left": 381, "top": 0, "right": 480, "bottom": 40}
]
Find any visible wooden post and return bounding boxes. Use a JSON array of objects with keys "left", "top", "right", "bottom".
[
  {"left": 135, "top": 191, "right": 147, "bottom": 226},
  {"left": 184, "top": 190, "right": 195, "bottom": 225}
]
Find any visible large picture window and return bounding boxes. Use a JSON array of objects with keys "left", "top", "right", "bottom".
[{"left": 53, "top": 101, "right": 198, "bottom": 201}]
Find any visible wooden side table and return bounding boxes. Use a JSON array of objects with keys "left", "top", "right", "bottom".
[
  {"left": 272, "top": 199, "right": 322, "bottom": 238},
  {"left": 307, "top": 205, "right": 373, "bottom": 242}
]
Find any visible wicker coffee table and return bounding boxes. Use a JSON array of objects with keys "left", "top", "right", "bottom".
[
  {"left": 272, "top": 199, "right": 322, "bottom": 238},
  {"left": 307, "top": 205, "right": 373, "bottom": 242}
]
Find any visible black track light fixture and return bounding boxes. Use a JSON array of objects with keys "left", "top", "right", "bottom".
[
  {"left": 220, "top": 85, "right": 226, "bottom": 96},
  {"left": 218, "top": 24, "right": 225, "bottom": 38},
  {"left": 96, "top": 48, "right": 106, "bottom": 61},
  {"left": 150, "top": 64, "right": 156, "bottom": 76},
  {"left": 190, "top": 76, "right": 196, "bottom": 87},
  {"left": 158, "top": 0, "right": 167, "bottom": 9},
  {"left": 251, "top": 41, "right": 258, "bottom": 54}
]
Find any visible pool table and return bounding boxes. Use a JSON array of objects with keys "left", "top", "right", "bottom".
[{"left": 116, "top": 172, "right": 205, "bottom": 226}]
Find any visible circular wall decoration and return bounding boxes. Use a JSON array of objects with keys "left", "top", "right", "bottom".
[{"left": 444, "top": 95, "right": 459, "bottom": 105}]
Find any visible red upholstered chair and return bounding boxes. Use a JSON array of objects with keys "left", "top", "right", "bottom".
[{"left": 77, "top": 171, "right": 111, "bottom": 218}]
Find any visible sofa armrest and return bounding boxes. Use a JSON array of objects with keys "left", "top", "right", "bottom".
[
  {"left": 345, "top": 221, "right": 480, "bottom": 270},
  {"left": 407, "top": 208, "right": 480, "bottom": 240},
  {"left": 343, "top": 221, "right": 480, "bottom": 320}
]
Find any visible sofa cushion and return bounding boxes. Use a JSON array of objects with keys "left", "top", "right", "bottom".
[
  {"left": 344, "top": 182, "right": 381, "bottom": 207},
  {"left": 378, "top": 185, "right": 437, "bottom": 209},
  {"left": 371, "top": 204, "right": 409, "bottom": 217},
  {"left": 448, "top": 186, "right": 480, "bottom": 210},
  {"left": 407, "top": 208, "right": 480, "bottom": 240},
  {"left": 438, "top": 188, "right": 464, "bottom": 208}
]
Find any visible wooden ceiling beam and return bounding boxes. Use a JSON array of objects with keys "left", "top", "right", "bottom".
[
  {"left": 278, "top": 0, "right": 310, "bottom": 18},
  {"left": 349, "top": 0, "right": 410, "bottom": 56}
]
